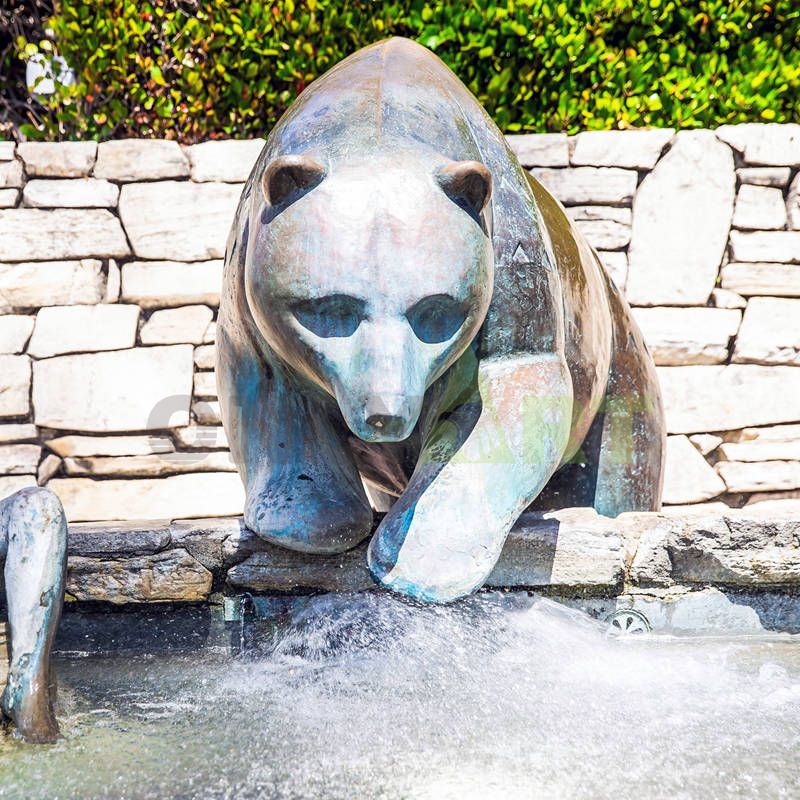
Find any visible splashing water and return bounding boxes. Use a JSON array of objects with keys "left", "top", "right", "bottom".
[{"left": 2, "top": 592, "right": 800, "bottom": 799}]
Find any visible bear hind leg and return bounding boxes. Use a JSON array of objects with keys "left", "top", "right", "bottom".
[
  {"left": 529, "top": 336, "right": 665, "bottom": 516},
  {"left": 588, "top": 333, "right": 665, "bottom": 516}
]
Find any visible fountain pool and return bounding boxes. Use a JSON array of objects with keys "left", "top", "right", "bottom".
[{"left": 2, "top": 592, "right": 799, "bottom": 799}]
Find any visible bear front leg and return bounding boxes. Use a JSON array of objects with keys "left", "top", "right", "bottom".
[
  {"left": 368, "top": 353, "right": 573, "bottom": 602},
  {"left": 217, "top": 331, "right": 373, "bottom": 554},
  {"left": 1, "top": 488, "right": 67, "bottom": 744},
  {"left": 243, "top": 397, "right": 374, "bottom": 554}
]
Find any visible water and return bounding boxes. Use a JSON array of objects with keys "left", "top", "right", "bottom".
[{"left": 2, "top": 592, "right": 800, "bottom": 799}]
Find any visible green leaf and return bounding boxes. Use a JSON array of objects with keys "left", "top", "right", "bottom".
[{"left": 12, "top": 0, "right": 798, "bottom": 142}]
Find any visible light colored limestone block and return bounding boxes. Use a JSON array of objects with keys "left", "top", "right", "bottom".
[
  {"left": 531, "top": 167, "right": 638, "bottom": 206},
  {"left": 631, "top": 307, "right": 740, "bottom": 365},
  {"left": 0, "top": 143, "right": 14, "bottom": 160},
  {"left": 734, "top": 423, "right": 800, "bottom": 442},
  {"left": 64, "top": 451, "right": 235, "bottom": 477},
  {"left": 657, "top": 364, "right": 800, "bottom": 434},
  {"left": 140, "top": 305, "right": 214, "bottom": 345},
  {"left": 94, "top": 139, "right": 189, "bottom": 181},
  {"left": 49, "top": 472, "right": 245, "bottom": 521},
  {"left": 0, "top": 189, "right": 19, "bottom": 207},
  {"left": 709, "top": 288, "right": 747, "bottom": 309},
  {"left": 733, "top": 297, "right": 800, "bottom": 365},
  {"left": 193, "top": 371, "right": 217, "bottom": 398},
  {"left": 37, "top": 453, "right": 61, "bottom": 485},
  {"left": 718, "top": 440, "right": 800, "bottom": 462},
  {"left": 571, "top": 129, "right": 674, "bottom": 169},
  {"left": 23, "top": 178, "right": 119, "bottom": 208},
  {"left": 121, "top": 260, "right": 223, "bottom": 308},
  {"left": 174, "top": 424, "right": 228, "bottom": 449},
  {"left": 720, "top": 262, "right": 800, "bottom": 297},
  {"left": 0, "top": 259, "right": 105, "bottom": 311},
  {"left": 662, "top": 435, "right": 726, "bottom": 504},
  {"left": 28, "top": 304, "right": 139, "bottom": 358},
  {"left": 17, "top": 141, "right": 97, "bottom": 177},
  {"left": 737, "top": 167, "right": 792, "bottom": 187},
  {"left": 0, "top": 315, "right": 34, "bottom": 354},
  {"left": 0, "top": 424, "right": 38, "bottom": 443},
  {"left": 0, "top": 209, "right": 129, "bottom": 261},
  {"left": 0, "top": 159, "right": 23, "bottom": 189},
  {"left": 104, "top": 258, "right": 121, "bottom": 303},
  {"left": 716, "top": 123, "right": 800, "bottom": 166},
  {"left": 185, "top": 139, "right": 264, "bottom": 182},
  {"left": 46, "top": 434, "right": 173, "bottom": 458},
  {"left": 193, "top": 344, "right": 216, "bottom": 369},
  {"left": 119, "top": 181, "right": 242, "bottom": 261},
  {"left": 731, "top": 184, "right": 787, "bottom": 230},
  {"left": 505, "top": 133, "right": 569, "bottom": 167},
  {"left": 529, "top": 166, "right": 637, "bottom": 205},
  {"left": 193, "top": 400, "right": 221, "bottom": 425},
  {"left": 0, "top": 444, "right": 41, "bottom": 475},
  {"left": 689, "top": 433, "right": 723, "bottom": 455},
  {"left": 0, "top": 355, "right": 30, "bottom": 417},
  {"left": 717, "top": 461, "right": 800, "bottom": 493},
  {"left": 567, "top": 205, "right": 631, "bottom": 249},
  {"left": 729, "top": 231, "right": 800, "bottom": 263},
  {"left": 33, "top": 345, "right": 193, "bottom": 432},
  {"left": 626, "top": 131, "right": 735, "bottom": 305}
]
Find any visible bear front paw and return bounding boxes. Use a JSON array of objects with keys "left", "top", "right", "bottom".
[{"left": 244, "top": 480, "right": 373, "bottom": 554}]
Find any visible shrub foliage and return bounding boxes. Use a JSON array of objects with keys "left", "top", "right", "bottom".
[{"left": 4, "top": 0, "right": 799, "bottom": 141}]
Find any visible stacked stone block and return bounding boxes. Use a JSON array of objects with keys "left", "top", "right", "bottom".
[
  {"left": 0, "top": 139, "right": 261, "bottom": 520},
  {"left": 508, "top": 125, "right": 800, "bottom": 512},
  {"left": 0, "top": 128, "right": 798, "bottom": 521}
]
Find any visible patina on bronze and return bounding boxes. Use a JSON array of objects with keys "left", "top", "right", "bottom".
[
  {"left": 1, "top": 487, "right": 67, "bottom": 743},
  {"left": 218, "top": 37, "right": 665, "bottom": 603}
]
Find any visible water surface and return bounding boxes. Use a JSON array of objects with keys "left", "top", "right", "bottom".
[{"left": 2, "top": 592, "right": 799, "bottom": 799}]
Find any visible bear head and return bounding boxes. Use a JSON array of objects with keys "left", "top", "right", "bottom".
[{"left": 245, "top": 150, "right": 494, "bottom": 443}]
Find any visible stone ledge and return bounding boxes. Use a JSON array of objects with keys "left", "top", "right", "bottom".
[{"left": 60, "top": 505, "right": 800, "bottom": 605}]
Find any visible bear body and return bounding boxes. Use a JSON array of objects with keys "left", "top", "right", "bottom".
[{"left": 218, "top": 37, "right": 665, "bottom": 603}]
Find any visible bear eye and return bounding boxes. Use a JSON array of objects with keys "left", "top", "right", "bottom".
[
  {"left": 292, "top": 294, "right": 365, "bottom": 338},
  {"left": 406, "top": 294, "right": 468, "bottom": 344}
]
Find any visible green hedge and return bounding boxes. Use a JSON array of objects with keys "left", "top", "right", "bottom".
[{"left": 5, "top": 0, "right": 800, "bottom": 141}]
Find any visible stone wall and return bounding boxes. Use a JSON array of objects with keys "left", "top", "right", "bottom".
[
  {"left": 0, "top": 126, "right": 798, "bottom": 522},
  {"left": 60, "top": 507, "right": 800, "bottom": 638}
]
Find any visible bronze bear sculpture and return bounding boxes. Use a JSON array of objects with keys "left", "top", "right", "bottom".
[{"left": 218, "top": 37, "right": 665, "bottom": 603}]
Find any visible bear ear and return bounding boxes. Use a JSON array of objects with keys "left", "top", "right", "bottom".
[
  {"left": 435, "top": 160, "right": 492, "bottom": 218},
  {"left": 262, "top": 154, "right": 327, "bottom": 207}
]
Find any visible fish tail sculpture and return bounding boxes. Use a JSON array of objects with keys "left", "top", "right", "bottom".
[{"left": 1, "top": 487, "right": 67, "bottom": 743}]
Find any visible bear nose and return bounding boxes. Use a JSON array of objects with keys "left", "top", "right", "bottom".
[
  {"left": 366, "top": 413, "right": 408, "bottom": 438},
  {"left": 365, "top": 392, "right": 411, "bottom": 421}
]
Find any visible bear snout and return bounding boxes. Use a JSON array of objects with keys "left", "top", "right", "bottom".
[
  {"left": 365, "top": 412, "right": 408, "bottom": 439},
  {"left": 361, "top": 392, "right": 416, "bottom": 440}
]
